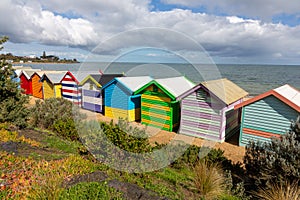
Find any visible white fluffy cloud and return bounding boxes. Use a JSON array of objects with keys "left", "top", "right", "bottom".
[
  {"left": 161, "top": 0, "right": 300, "bottom": 21},
  {"left": 0, "top": 0, "right": 300, "bottom": 63}
]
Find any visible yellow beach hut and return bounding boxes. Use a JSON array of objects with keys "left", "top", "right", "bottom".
[{"left": 40, "top": 72, "right": 67, "bottom": 99}]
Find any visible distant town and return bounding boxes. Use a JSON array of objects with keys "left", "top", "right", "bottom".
[{"left": 0, "top": 51, "right": 79, "bottom": 64}]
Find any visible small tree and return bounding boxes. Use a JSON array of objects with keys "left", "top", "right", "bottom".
[
  {"left": 244, "top": 117, "right": 300, "bottom": 191},
  {"left": 0, "top": 36, "right": 28, "bottom": 127}
]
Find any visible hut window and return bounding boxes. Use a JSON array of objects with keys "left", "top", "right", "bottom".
[
  {"left": 153, "top": 85, "right": 158, "bottom": 92},
  {"left": 89, "top": 83, "right": 93, "bottom": 90}
]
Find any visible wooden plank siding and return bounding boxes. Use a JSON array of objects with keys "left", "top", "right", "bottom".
[
  {"left": 138, "top": 85, "right": 180, "bottom": 132},
  {"left": 43, "top": 80, "right": 54, "bottom": 99},
  {"left": 179, "top": 89, "right": 223, "bottom": 140},
  {"left": 178, "top": 79, "right": 248, "bottom": 143},
  {"left": 31, "top": 73, "right": 43, "bottom": 99},
  {"left": 81, "top": 79, "right": 102, "bottom": 112},
  {"left": 20, "top": 74, "right": 32, "bottom": 95},
  {"left": 239, "top": 95, "right": 299, "bottom": 146},
  {"left": 61, "top": 72, "right": 81, "bottom": 106},
  {"left": 103, "top": 80, "right": 142, "bottom": 121}
]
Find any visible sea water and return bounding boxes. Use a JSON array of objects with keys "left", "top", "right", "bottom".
[{"left": 19, "top": 62, "right": 300, "bottom": 96}]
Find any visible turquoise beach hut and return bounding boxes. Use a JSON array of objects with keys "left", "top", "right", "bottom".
[
  {"left": 102, "top": 76, "right": 152, "bottom": 121},
  {"left": 235, "top": 84, "right": 300, "bottom": 146}
]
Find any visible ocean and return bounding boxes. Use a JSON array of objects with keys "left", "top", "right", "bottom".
[{"left": 18, "top": 62, "right": 300, "bottom": 96}]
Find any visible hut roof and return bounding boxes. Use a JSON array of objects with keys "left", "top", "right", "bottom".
[
  {"left": 69, "top": 71, "right": 100, "bottom": 83},
  {"left": 201, "top": 78, "right": 248, "bottom": 105},
  {"left": 20, "top": 69, "right": 41, "bottom": 79},
  {"left": 235, "top": 84, "right": 300, "bottom": 112},
  {"left": 41, "top": 72, "right": 67, "bottom": 84},
  {"left": 155, "top": 76, "right": 195, "bottom": 98},
  {"left": 134, "top": 76, "right": 195, "bottom": 99},
  {"left": 116, "top": 76, "right": 153, "bottom": 93},
  {"left": 79, "top": 74, "right": 123, "bottom": 87}
]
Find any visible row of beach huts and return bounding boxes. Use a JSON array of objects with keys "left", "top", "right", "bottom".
[{"left": 13, "top": 66, "right": 300, "bottom": 146}]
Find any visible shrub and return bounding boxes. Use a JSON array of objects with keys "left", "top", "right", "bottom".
[
  {"left": 29, "top": 98, "right": 85, "bottom": 140},
  {"left": 194, "top": 160, "right": 226, "bottom": 200},
  {"left": 244, "top": 120, "right": 300, "bottom": 191}
]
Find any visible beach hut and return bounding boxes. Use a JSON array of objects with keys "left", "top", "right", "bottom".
[
  {"left": 60, "top": 71, "right": 81, "bottom": 105},
  {"left": 40, "top": 72, "right": 67, "bottom": 99},
  {"left": 235, "top": 84, "right": 300, "bottom": 146},
  {"left": 19, "top": 70, "right": 40, "bottom": 95},
  {"left": 134, "top": 76, "right": 195, "bottom": 131},
  {"left": 31, "top": 71, "right": 46, "bottom": 99},
  {"left": 79, "top": 74, "right": 123, "bottom": 112},
  {"left": 102, "top": 76, "right": 153, "bottom": 121},
  {"left": 177, "top": 78, "right": 248, "bottom": 142}
]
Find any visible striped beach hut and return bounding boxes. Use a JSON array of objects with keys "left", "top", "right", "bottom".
[
  {"left": 40, "top": 72, "right": 67, "bottom": 99},
  {"left": 19, "top": 70, "right": 41, "bottom": 95},
  {"left": 102, "top": 76, "right": 153, "bottom": 121},
  {"left": 60, "top": 71, "right": 81, "bottom": 105},
  {"left": 134, "top": 76, "right": 195, "bottom": 131},
  {"left": 235, "top": 84, "right": 300, "bottom": 146},
  {"left": 79, "top": 74, "right": 123, "bottom": 112},
  {"left": 177, "top": 78, "right": 248, "bottom": 142},
  {"left": 61, "top": 71, "right": 98, "bottom": 106}
]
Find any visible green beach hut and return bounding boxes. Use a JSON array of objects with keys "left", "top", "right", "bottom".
[{"left": 134, "top": 76, "right": 195, "bottom": 132}]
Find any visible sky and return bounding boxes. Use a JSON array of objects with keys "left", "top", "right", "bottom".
[{"left": 0, "top": 0, "right": 300, "bottom": 64}]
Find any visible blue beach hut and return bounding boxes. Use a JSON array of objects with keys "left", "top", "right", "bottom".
[{"left": 102, "top": 76, "right": 153, "bottom": 121}]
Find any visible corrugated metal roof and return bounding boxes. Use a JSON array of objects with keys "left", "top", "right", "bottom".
[
  {"left": 20, "top": 69, "right": 41, "bottom": 79},
  {"left": 90, "top": 74, "right": 123, "bottom": 86},
  {"left": 156, "top": 76, "right": 195, "bottom": 98},
  {"left": 70, "top": 71, "right": 100, "bottom": 82},
  {"left": 116, "top": 76, "right": 153, "bottom": 92},
  {"left": 201, "top": 78, "right": 248, "bottom": 105},
  {"left": 274, "top": 84, "right": 300, "bottom": 107},
  {"left": 44, "top": 72, "right": 67, "bottom": 84}
]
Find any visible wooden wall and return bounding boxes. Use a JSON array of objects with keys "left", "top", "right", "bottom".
[
  {"left": 81, "top": 80, "right": 102, "bottom": 112},
  {"left": 239, "top": 96, "right": 299, "bottom": 146},
  {"left": 32, "top": 74, "right": 43, "bottom": 99},
  {"left": 103, "top": 81, "right": 141, "bottom": 121},
  {"left": 20, "top": 74, "right": 32, "bottom": 95},
  {"left": 61, "top": 73, "right": 81, "bottom": 106},
  {"left": 43, "top": 80, "right": 54, "bottom": 99}
]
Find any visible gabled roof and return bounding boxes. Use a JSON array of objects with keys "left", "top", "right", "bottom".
[
  {"left": 40, "top": 72, "right": 67, "bottom": 84},
  {"left": 201, "top": 78, "right": 248, "bottom": 105},
  {"left": 135, "top": 76, "right": 195, "bottom": 100},
  {"left": 19, "top": 69, "right": 41, "bottom": 80},
  {"left": 102, "top": 76, "right": 153, "bottom": 94},
  {"left": 79, "top": 74, "right": 123, "bottom": 87},
  {"left": 69, "top": 71, "right": 100, "bottom": 83},
  {"left": 235, "top": 84, "right": 300, "bottom": 112}
]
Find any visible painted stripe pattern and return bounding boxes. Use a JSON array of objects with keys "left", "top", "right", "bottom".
[
  {"left": 82, "top": 89, "right": 102, "bottom": 112},
  {"left": 179, "top": 89, "right": 222, "bottom": 141},
  {"left": 239, "top": 96, "right": 299, "bottom": 146},
  {"left": 61, "top": 74, "right": 81, "bottom": 105},
  {"left": 140, "top": 92, "right": 177, "bottom": 131}
]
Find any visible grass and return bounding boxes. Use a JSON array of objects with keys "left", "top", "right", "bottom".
[
  {"left": 254, "top": 181, "right": 300, "bottom": 200},
  {"left": 42, "top": 135, "right": 81, "bottom": 154},
  {"left": 194, "top": 160, "right": 226, "bottom": 200}
]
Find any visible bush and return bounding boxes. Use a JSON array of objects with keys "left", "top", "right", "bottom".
[
  {"left": 29, "top": 98, "right": 85, "bottom": 140},
  {"left": 0, "top": 37, "right": 29, "bottom": 128},
  {"left": 244, "top": 120, "right": 300, "bottom": 191},
  {"left": 59, "top": 182, "right": 123, "bottom": 200}
]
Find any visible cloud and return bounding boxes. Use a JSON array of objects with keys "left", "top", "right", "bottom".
[
  {"left": 161, "top": 0, "right": 300, "bottom": 21},
  {"left": 0, "top": 0, "right": 300, "bottom": 64}
]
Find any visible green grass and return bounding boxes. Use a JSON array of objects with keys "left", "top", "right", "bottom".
[{"left": 43, "top": 135, "right": 82, "bottom": 154}]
